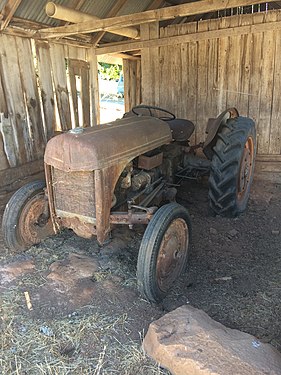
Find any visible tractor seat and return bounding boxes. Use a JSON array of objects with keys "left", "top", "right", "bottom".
[{"left": 166, "top": 118, "right": 195, "bottom": 142}]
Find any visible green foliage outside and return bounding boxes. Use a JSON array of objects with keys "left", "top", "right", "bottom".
[{"left": 98, "top": 62, "right": 122, "bottom": 81}]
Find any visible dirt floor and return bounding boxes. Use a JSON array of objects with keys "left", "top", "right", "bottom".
[{"left": 0, "top": 177, "right": 280, "bottom": 374}]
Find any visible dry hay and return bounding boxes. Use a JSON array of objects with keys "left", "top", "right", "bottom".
[{"left": 0, "top": 288, "right": 167, "bottom": 374}]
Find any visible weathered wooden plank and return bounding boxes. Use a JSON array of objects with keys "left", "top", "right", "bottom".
[
  {"left": 68, "top": 58, "right": 90, "bottom": 127},
  {"left": 0, "top": 67, "right": 9, "bottom": 170},
  {"left": 123, "top": 59, "right": 130, "bottom": 112},
  {"left": 179, "top": 22, "right": 197, "bottom": 144},
  {"left": 269, "top": 30, "right": 281, "bottom": 154},
  {"left": 158, "top": 27, "right": 170, "bottom": 112},
  {"left": 96, "top": 17, "right": 281, "bottom": 55},
  {"left": 38, "top": 0, "right": 278, "bottom": 39},
  {"left": 256, "top": 154, "right": 281, "bottom": 162},
  {"left": 225, "top": 16, "right": 240, "bottom": 110},
  {"left": 68, "top": 62, "right": 79, "bottom": 127},
  {"left": 80, "top": 64, "right": 90, "bottom": 127},
  {"left": 141, "top": 22, "right": 159, "bottom": 105},
  {"left": 67, "top": 45, "right": 87, "bottom": 60},
  {"left": 0, "top": 136, "right": 9, "bottom": 170},
  {"left": 0, "top": 34, "right": 29, "bottom": 164},
  {"left": 87, "top": 47, "right": 100, "bottom": 126},
  {"left": 248, "top": 13, "right": 264, "bottom": 146},
  {"left": 257, "top": 12, "right": 276, "bottom": 154},
  {"left": 215, "top": 17, "right": 230, "bottom": 115},
  {"left": 236, "top": 15, "right": 252, "bottom": 116},
  {"left": 49, "top": 43, "right": 72, "bottom": 130},
  {"left": 0, "top": 61, "right": 8, "bottom": 116},
  {"left": 196, "top": 20, "right": 209, "bottom": 144},
  {"left": 136, "top": 59, "right": 142, "bottom": 106},
  {"left": 128, "top": 62, "right": 136, "bottom": 110},
  {"left": 0, "top": 159, "right": 44, "bottom": 188},
  {"left": 0, "top": 114, "right": 15, "bottom": 168},
  {"left": 124, "top": 59, "right": 142, "bottom": 112},
  {"left": 168, "top": 25, "right": 182, "bottom": 118},
  {"left": 16, "top": 37, "right": 46, "bottom": 158},
  {"left": 205, "top": 19, "right": 219, "bottom": 121},
  {"left": 35, "top": 41, "right": 55, "bottom": 139}
]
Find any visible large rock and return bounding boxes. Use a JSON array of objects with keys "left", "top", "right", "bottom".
[{"left": 143, "top": 305, "right": 281, "bottom": 375}]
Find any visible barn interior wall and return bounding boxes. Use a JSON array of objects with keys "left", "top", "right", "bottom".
[
  {"left": 123, "top": 58, "right": 142, "bottom": 112},
  {"left": 0, "top": 35, "right": 96, "bottom": 186},
  {"left": 140, "top": 10, "right": 281, "bottom": 161}
]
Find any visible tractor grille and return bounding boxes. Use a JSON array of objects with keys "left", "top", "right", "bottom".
[{"left": 52, "top": 167, "right": 96, "bottom": 219}]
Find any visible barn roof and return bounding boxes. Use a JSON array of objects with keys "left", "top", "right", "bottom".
[{"left": 1, "top": 0, "right": 281, "bottom": 47}]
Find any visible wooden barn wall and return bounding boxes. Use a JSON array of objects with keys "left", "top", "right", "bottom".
[
  {"left": 123, "top": 59, "right": 142, "bottom": 112},
  {"left": 141, "top": 11, "right": 281, "bottom": 160},
  {"left": 0, "top": 35, "right": 95, "bottom": 184}
]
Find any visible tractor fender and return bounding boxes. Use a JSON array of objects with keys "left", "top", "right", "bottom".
[{"left": 203, "top": 108, "right": 239, "bottom": 160}]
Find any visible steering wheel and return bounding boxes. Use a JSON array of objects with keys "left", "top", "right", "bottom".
[{"left": 132, "top": 105, "right": 176, "bottom": 121}]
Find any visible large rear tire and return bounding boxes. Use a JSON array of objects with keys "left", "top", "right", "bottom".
[
  {"left": 209, "top": 116, "right": 256, "bottom": 217},
  {"left": 137, "top": 203, "right": 191, "bottom": 303},
  {"left": 2, "top": 180, "right": 54, "bottom": 251}
]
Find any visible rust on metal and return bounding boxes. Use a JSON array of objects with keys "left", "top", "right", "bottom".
[
  {"left": 59, "top": 216, "right": 96, "bottom": 239},
  {"left": 237, "top": 136, "right": 255, "bottom": 201},
  {"left": 110, "top": 212, "right": 154, "bottom": 225},
  {"left": 156, "top": 218, "right": 189, "bottom": 292},
  {"left": 94, "top": 162, "right": 129, "bottom": 244},
  {"left": 44, "top": 163, "right": 60, "bottom": 234},
  {"left": 44, "top": 116, "right": 172, "bottom": 171},
  {"left": 18, "top": 191, "right": 53, "bottom": 246},
  {"left": 138, "top": 152, "right": 163, "bottom": 170}
]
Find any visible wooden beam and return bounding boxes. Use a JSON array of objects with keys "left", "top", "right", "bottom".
[
  {"left": 0, "top": 159, "right": 44, "bottom": 189},
  {"left": 1, "top": 26, "right": 92, "bottom": 48},
  {"left": 60, "top": 0, "right": 87, "bottom": 26},
  {"left": 92, "top": 0, "right": 165, "bottom": 46},
  {"left": 92, "top": 0, "right": 128, "bottom": 46},
  {"left": 38, "top": 0, "right": 277, "bottom": 39},
  {"left": 95, "top": 19, "right": 281, "bottom": 55},
  {"left": 0, "top": 0, "right": 22, "bottom": 31}
]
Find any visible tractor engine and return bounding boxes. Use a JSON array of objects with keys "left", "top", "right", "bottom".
[
  {"left": 112, "top": 143, "right": 183, "bottom": 210},
  {"left": 43, "top": 115, "right": 174, "bottom": 242}
]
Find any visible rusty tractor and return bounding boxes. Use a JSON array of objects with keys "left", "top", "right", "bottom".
[{"left": 2, "top": 105, "right": 256, "bottom": 303}]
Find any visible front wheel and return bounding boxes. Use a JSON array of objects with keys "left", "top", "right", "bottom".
[
  {"left": 2, "top": 180, "right": 54, "bottom": 251},
  {"left": 137, "top": 203, "right": 191, "bottom": 303},
  {"left": 209, "top": 116, "right": 256, "bottom": 217}
]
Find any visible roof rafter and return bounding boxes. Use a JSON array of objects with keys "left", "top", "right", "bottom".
[
  {"left": 92, "top": 0, "right": 166, "bottom": 46},
  {"left": 0, "top": 0, "right": 22, "bottom": 31},
  {"left": 91, "top": 0, "right": 129, "bottom": 46},
  {"left": 38, "top": 0, "right": 278, "bottom": 39}
]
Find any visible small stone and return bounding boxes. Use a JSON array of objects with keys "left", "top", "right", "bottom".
[
  {"left": 228, "top": 229, "right": 239, "bottom": 237},
  {"left": 210, "top": 228, "right": 218, "bottom": 235},
  {"left": 39, "top": 326, "right": 54, "bottom": 337},
  {"left": 271, "top": 230, "right": 280, "bottom": 235}
]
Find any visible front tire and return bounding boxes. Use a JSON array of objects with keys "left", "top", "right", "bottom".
[
  {"left": 137, "top": 203, "right": 191, "bottom": 303},
  {"left": 2, "top": 180, "right": 54, "bottom": 251},
  {"left": 209, "top": 116, "right": 256, "bottom": 217}
]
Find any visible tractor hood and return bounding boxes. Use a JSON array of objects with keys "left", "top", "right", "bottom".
[{"left": 44, "top": 116, "right": 172, "bottom": 171}]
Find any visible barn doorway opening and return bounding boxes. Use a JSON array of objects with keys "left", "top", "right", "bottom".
[{"left": 97, "top": 56, "right": 125, "bottom": 124}]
